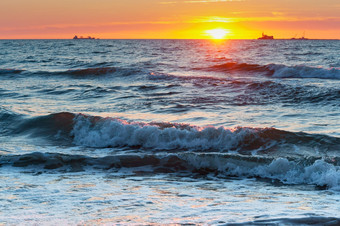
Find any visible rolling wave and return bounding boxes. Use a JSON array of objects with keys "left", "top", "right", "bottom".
[
  {"left": 202, "top": 62, "right": 340, "bottom": 79},
  {"left": 0, "top": 111, "right": 74, "bottom": 140},
  {"left": 1, "top": 151, "right": 339, "bottom": 190}
]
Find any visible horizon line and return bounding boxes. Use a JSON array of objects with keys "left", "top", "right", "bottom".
[{"left": 1, "top": 38, "right": 340, "bottom": 40}]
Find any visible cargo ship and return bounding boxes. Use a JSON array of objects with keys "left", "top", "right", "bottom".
[{"left": 73, "top": 35, "right": 96, "bottom": 39}]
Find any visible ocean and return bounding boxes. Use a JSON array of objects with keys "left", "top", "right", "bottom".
[{"left": 0, "top": 39, "right": 340, "bottom": 225}]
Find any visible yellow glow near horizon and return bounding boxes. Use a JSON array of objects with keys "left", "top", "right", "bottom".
[
  {"left": 1, "top": 0, "right": 340, "bottom": 39},
  {"left": 205, "top": 29, "right": 229, "bottom": 39}
]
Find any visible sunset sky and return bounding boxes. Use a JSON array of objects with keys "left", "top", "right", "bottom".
[{"left": 1, "top": 0, "right": 340, "bottom": 39}]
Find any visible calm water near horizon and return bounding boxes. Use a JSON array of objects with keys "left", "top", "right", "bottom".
[{"left": 1, "top": 39, "right": 340, "bottom": 224}]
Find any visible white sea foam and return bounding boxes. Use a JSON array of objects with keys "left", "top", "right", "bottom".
[
  {"left": 184, "top": 154, "right": 340, "bottom": 190},
  {"left": 72, "top": 114, "right": 269, "bottom": 151},
  {"left": 183, "top": 155, "right": 340, "bottom": 190}
]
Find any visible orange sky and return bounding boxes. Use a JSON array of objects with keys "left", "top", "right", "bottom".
[{"left": 1, "top": 0, "right": 340, "bottom": 39}]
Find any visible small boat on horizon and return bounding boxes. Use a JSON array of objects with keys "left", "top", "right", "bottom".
[
  {"left": 258, "top": 33, "right": 274, "bottom": 40},
  {"left": 291, "top": 37, "right": 309, "bottom": 40},
  {"left": 291, "top": 32, "right": 309, "bottom": 40}
]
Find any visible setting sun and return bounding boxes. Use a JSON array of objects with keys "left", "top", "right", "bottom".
[{"left": 205, "top": 29, "right": 230, "bottom": 39}]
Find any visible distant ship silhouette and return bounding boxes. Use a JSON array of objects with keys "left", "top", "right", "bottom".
[
  {"left": 73, "top": 35, "right": 96, "bottom": 40},
  {"left": 291, "top": 37, "right": 309, "bottom": 40},
  {"left": 291, "top": 32, "right": 308, "bottom": 40},
  {"left": 258, "top": 33, "right": 274, "bottom": 40}
]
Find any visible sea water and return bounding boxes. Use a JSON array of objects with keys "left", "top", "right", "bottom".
[{"left": 0, "top": 39, "right": 340, "bottom": 224}]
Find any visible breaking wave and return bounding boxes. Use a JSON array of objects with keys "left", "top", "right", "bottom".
[
  {"left": 71, "top": 114, "right": 340, "bottom": 154},
  {"left": 72, "top": 114, "right": 278, "bottom": 151},
  {"left": 2, "top": 110, "right": 340, "bottom": 155}
]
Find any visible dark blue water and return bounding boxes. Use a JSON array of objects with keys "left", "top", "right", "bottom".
[{"left": 1, "top": 39, "right": 340, "bottom": 224}]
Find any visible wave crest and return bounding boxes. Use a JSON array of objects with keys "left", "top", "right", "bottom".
[
  {"left": 72, "top": 114, "right": 280, "bottom": 151},
  {"left": 268, "top": 64, "right": 340, "bottom": 79}
]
